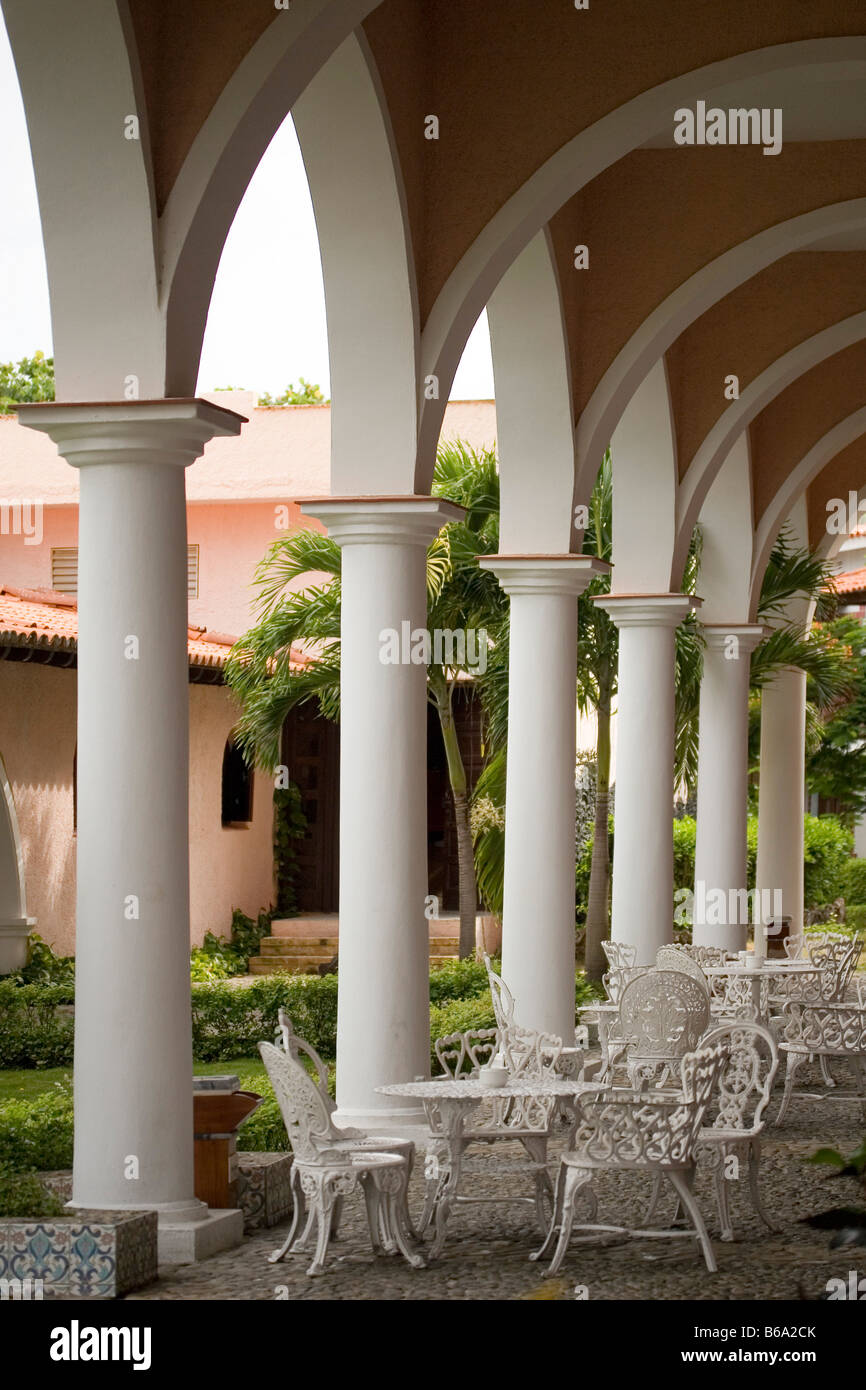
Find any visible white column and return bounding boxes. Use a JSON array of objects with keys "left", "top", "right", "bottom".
[
  {"left": 479, "top": 556, "right": 608, "bottom": 1039},
  {"left": 756, "top": 665, "right": 807, "bottom": 951},
  {"left": 302, "top": 497, "right": 462, "bottom": 1127},
  {"left": 693, "top": 625, "right": 765, "bottom": 952},
  {"left": 595, "top": 595, "right": 698, "bottom": 966},
  {"left": 18, "top": 400, "right": 245, "bottom": 1259}
]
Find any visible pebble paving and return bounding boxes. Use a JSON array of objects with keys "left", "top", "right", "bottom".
[{"left": 125, "top": 1058, "right": 865, "bottom": 1302}]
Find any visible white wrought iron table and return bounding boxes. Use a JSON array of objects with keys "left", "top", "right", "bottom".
[
  {"left": 703, "top": 960, "right": 820, "bottom": 1019},
  {"left": 376, "top": 1077, "right": 604, "bottom": 1257}
]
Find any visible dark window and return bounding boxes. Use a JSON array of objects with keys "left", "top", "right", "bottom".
[{"left": 221, "top": 739, "right": 253, "bottom": 826}]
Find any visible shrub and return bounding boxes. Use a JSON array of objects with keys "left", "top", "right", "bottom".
[
  {"left": 844, "top": 859, "right": 866, "bottom": 906},
  {"left": 429, "top": 994, "right": 497, "bottom": 1066},
  {"left": 0, "top": 1167, "right": 66, "bottom": 1218},
  {"left": 0, "top": 980, "right": 74, "bottom": 1069},
  {"left": 0, "top": 1082, "right": 74, "bottom": 1173},
  {"left": 673, "top": 817, "right": 697, "bottom": 890},
  {"left": 191, "top": 974, "right": 339, "bottom": 1062},
  {"left": 428, "top": 957, "right": 492, "bottom": 1004},
  {"left": 843, "top": 904, "right": 866, "bottom": 935},
  {"left": 7, "top": 934, "right": 76, "bottom": 988},
  {"left": 803, "top": 815, "right": 853, "bottom": 908}
]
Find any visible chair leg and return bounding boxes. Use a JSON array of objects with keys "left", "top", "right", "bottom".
[
  {"left": 544, "top": 1166, "right": 593, "bottom": 1277},
  {"left": 329, "top": 1194, "right": 344, "bottom": 1240},
  {"left": 305, "top": 1175, "right": 340, "bottom": 1277},
  {"left": 268, "top": 1167, "right": 305, "bottom": 1263},
  {"left": 713, "top": 1163, "right": 733, "bottom": 1243},
  {"left": 819, "top": 1054, "right": 836, "bottom": 1089},
  {"left": 747, "top": 1138, "right": 776, "bottom": 1234},
  {"left": 361, "top": 1173, "right": 388, "bottom": 1256},
  {"left": 775, "top": 1051, "right": 807, "bottom": 1125},
  {"left": 531, "top": 1162, "right": 567, "bottom": 1263},
  {"left": 378, "top": 1172, "right": 425, "bottom": 1270},
  {"left": 667, "top": 1169, "right": 717, "bottom": 1274},
  {"left": 644, "top": 1172, "right": 664, "bottom": 1226}
]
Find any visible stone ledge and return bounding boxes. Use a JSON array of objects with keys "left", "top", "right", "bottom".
[{"left": 0, "top": 1209, "right": 157, "bottom": 1297}]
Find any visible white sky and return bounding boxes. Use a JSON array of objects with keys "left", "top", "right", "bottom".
[{"left": 0, "top": 17, "right": 494, "bottom": 401}]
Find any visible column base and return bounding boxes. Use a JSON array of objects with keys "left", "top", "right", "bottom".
[{"left": 332, "top": 1106, "right": 428, "bottom": 1137}]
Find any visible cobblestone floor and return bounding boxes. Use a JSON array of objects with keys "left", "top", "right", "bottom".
[{"left": 125, "top": 1059, "right": 864, "bottom": 1302}]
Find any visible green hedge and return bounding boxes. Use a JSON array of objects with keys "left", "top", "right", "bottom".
[
  {"left": 0, "top": 981, "right": 75, "bottom": 1069},
  {"left": 803, "top": 816, "right": 853, "bottom": 907},
  {"left": 0, "top": 1168, "right": 65, "bottom": 1218},
  {"left": 843, "top": 858, "right": 866, "bottom": 906},
  {"left": 0, "top": 1083, "right": 74, "bottom": 1173},
  {"left": 191, "top": 975, "right": 339, "bottom": 1062},
  {"left": 845, "top": 904, "right": 866, "bottom": 934}
]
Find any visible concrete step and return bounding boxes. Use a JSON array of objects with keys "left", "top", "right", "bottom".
[
  {"left": 259, "top": 937, "right": 338, "bottom": 955},
  {"left": 270, "top": 915, "right": 338, "bottom": 939},
  {"left": 248, "top": 955, "right": 329, "bottom": 976}
]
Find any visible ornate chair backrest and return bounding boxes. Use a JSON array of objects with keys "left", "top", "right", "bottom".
[
  {"left": 499, "top": 1024, "right": 563, "bottom": 1078},
  {"left": 675, "top": 944, "right": 729, "bottom": 966},
  {"left": 698, "top": 1022, "right": 778, "bottom": 1135},
  {"left": 602, "top": 940, "right": 637, "bottom": 972},
  {"left": 783, "top": 933, "right": 805, "bottom": 961},
  {"left": 570, "top": 1041, "right": 728, "bottom": 1170},
  {"left": 656, "top": 946, "right": 708, "bottom": 987},
  {"left": 434, "top": 1028, "right": 499, "bottom": 1078},
  {"left": 258, "top": 1040, "right": 340, "bottom": 1164},
  {"left": 780, "top": 1000, "right": 866, "bottom": 1054},
  {"left": 807, "top": 937, "right": 863, "bottom": 1001},
  {"left": 603, "top": 964, "right": 649, "bottom": 1005},
  {"left": 619, "top": 969, "right": 710, "bottom": 1065},
  {"left": 276, "top": 1008, "right": 333, "bottom": 1107},
  {"left": 483, "top": 954, "right": 516, "bottom": 1033}
]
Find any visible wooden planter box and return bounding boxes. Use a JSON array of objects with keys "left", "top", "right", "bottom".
[{"left": 0, "top": 1210, "right": 158, "bottom": 1298}]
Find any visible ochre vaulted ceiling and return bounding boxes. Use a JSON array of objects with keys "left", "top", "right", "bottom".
[
  {"left": 128, "top": 0, "right": 278, "bottom": 213},
  {"left": 124, "top": 0, "right": 866, "bottom": 306},
  {"left": 666, "top": 252, "right": 866, "bottom": 477},
  {"left": 750, "top": 340, "right": 866, "bottom": 524},
  {"left": 548, "top": 144, "right": 866, "bottom": 427},
  {"left": 808, "top": 437, "right": 866, "bottom": 549}
]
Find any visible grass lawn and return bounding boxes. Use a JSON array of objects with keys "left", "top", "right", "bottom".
[{"left": 0, "top": 1057, "right": 267, "bottom": 1104}]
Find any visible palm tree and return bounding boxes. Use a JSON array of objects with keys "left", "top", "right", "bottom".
[{"left": 225, "top": 441, "right": 505, "bottom": 960}]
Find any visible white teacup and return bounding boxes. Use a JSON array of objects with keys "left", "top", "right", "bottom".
[
  {"left": 744, "top": 952, "right": 761, "bottom": 972},
  {"left": 478, "top": 1066, "right": 509, "bottom": 1089}
]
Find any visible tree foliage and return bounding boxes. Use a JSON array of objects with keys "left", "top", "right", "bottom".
[{"left": 0, "top": 351, "right": 55, "bottom": 413}]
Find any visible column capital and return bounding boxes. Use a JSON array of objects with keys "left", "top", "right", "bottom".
[
  {"left": 594, "top": 593, "right": 701, "bottom": 629},
  {"left": 300, "top": 495, "right": 463, "bottom": 547},
  {"left": 478, "top": 554, "right": 610, "bottom": 597},
  {"left": 700, "top": 623, "right": 767, "bottom": 655},
  {"left": 16, "top": 398, "right": 246, "bottom": 468}
]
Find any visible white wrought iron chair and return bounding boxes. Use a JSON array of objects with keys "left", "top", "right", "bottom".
[
  {"left": 769, "top": 937, "right": 863, "bottom": 1086},
  {"left": 532, "top": 1040, "right": 730, "bottom": 1275},
  {"left": 276, "top": 1008, "right": 418, "bottom": 1238},
  {"left": 775, "top": 1000, "right": 866, "bottom": 1125},
  {"left": 645, "top": 1020, "right": 779, "bottom": 1241},
  {"left": 616, "top": 968, "right": 711, "bottom": 1088},
  {"left": 258, "top": 1042, "right": 423, "bottom": 1277}
]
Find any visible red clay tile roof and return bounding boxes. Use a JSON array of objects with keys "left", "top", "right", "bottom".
[
  {"left": 832, "top": 567, "right": 866, "bottom": 595},
  {"left": 0, "top": 585, "right": 275, "bottom": 672},
  {"left": 828, "top": 567, "right": 866, "bottom": 594}
]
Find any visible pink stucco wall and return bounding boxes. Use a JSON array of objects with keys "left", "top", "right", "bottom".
[{"left": 0, "top": 663, "right": 274, "bottom": 954}]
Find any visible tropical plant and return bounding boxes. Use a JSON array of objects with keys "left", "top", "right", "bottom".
[
  {"left": 0, "top": 351, "right": 54, "bottom": 413},
  {"left": 225, "top": 441, "right": 505, "bottom": 958}
]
